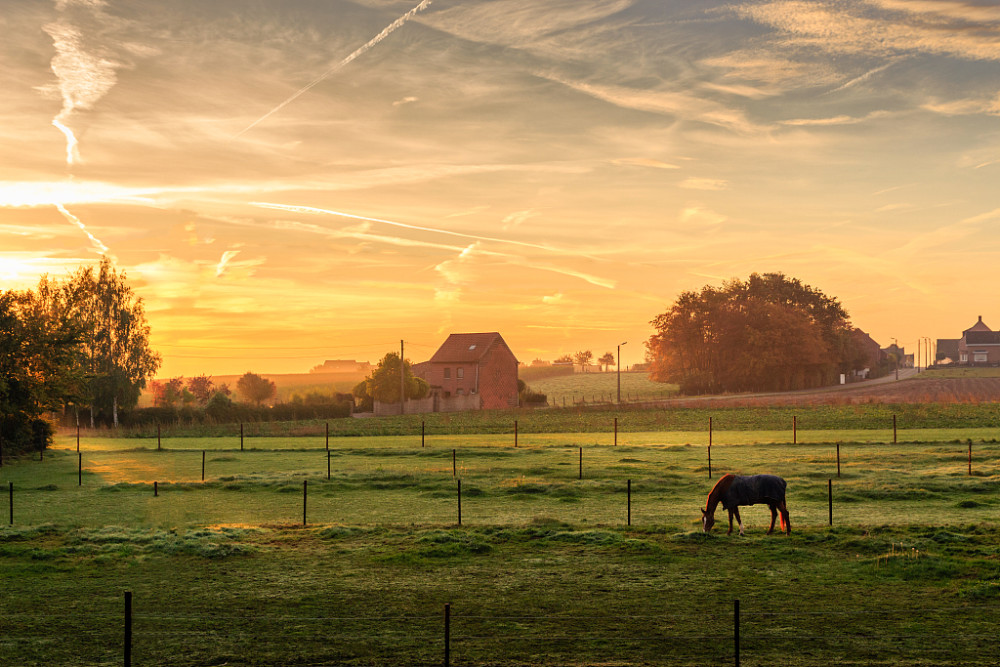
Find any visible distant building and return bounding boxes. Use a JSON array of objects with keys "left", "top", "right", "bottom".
[
  {"left": 310, "top": 360, "right": 372, "bottom": 374},
  {"left": 937, "top": 316, "right": 1000, "bottom": 365},
  {"left": 409, "top": 332, "right": 520, "bottom": 413},
  {"left": 851, "top": 328, "right": 884, "bottom": 378}
]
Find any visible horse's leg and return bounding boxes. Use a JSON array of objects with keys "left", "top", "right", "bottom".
[
  {"left": 767, "top": 504, "right": 777, "bottom": 534},
  {"left": 733, "top": 507, "right": 744, "bottom": 536},
  {"left": 780, "top": 501, "right": 791, "bottom": 534},
  {"left": 727, "top": 509, "right": 734, "bottom": 535}
]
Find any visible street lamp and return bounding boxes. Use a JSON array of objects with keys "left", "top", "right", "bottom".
[
  {"left": 892, "top": 337, "right": 899, "bottom": 380},
  {"left": 617, "top": 341, "right": 627, "bottom": 403}
]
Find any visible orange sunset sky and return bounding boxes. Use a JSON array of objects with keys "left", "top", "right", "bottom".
[{"left": 2, "top": 0, "right": 999, "bottom": 377}]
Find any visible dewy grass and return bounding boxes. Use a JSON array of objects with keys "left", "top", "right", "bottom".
[{"left": 4, "top": 428, "right": 1000, "bottom": 665}]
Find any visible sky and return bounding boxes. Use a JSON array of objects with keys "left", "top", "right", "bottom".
[{"left": 2, "top": 0, "right": 999, "bottom": 377}]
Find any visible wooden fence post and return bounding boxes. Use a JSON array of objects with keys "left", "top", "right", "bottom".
[
  {"left": 444, "top": 603, "right": 451, "bottom": 667},
  {"left": 303, "top": 480, "right": 308, "bottom": 526},
  {"left": 734, "top": 599, "right": 740, "bottom": 667},
  {"left": 828, "top": 479, "right": 833, "bottom": 526},
  {"left": 457, "top": 480, "right": 462, "bottom": 526},
  {"left": 421, "top": 421, "right": 425, "bottom": 448},
  {"left": 202, "top": 451, "right": 206, "bottom": 482},
  {"left": 154, "top": 481, "right": 158, "bottom": 497},
  {"left": 627, "top": 479, "right": 632, "bottom": 526},
  {"left": 240, "top": 422, "right": 244, "bottom": 451},
  {"left": 793, "top": 415, "right": 797, "bottom": 444},
  {"left": 578, "top": 447, "right": 583, "bottom": 480},
  {"left": 124, "top": 591, "right": 132, "bottom": 667},
  {"left": 968, "top": 441, "right": 973, "bottom": 476},
  {"left": 327, "top": 451, "right": 331, "bottom": 480}
]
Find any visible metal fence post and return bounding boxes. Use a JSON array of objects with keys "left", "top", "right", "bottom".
[
  {"left": 124, "top": 591, "right": 132, "bottom": 667},
  {"left": 444, "top": 603, "right": 451, "bottom": 667},
  {"left": 734, "top": 598, "right": 740, "bottom": 667}
]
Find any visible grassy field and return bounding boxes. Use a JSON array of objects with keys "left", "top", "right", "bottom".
[
  {"left": 3, "top": 427, "right": 1000, "bottom": 665},
  {"left": 920, "top": 367, "right": 1000, "bottom": 378},
  {"left": 526, "top": 370, "right": 679, "bottom": 405}
]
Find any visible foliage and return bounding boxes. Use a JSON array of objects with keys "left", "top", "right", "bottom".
[
  {"left": 553, "top": 354, "right": 573, "bottom": 364},
  {"left": 186, "top": 375, "right": 216, "bottom": 405},
  {"left": 647, "top": 272, "right": 867, "bottom": 394},
  {"left": 62, "top": 257, "right": 161, "bottom": 425},
  {"left": 598, "top": 352, "right": 615, "bottom": 371},
  {"left": 0, "top": 287, "right": 83, "bottom": 454},
  {"left": 573, "top": 350, "right": 594, "bottom": 367},
  {"left": 151, "top": 377, "right": 185, "bottom": 408},
  {"left": 236, "top": 372, "right": 277, "bottom": 406},
  {"left": 355, "top": 352, "right": 429, "bottom": 405}
]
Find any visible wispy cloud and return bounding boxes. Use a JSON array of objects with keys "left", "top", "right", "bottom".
[
  {"left": 215, "top": 249, "right": 240, "bottom": 277},
  {"left": 680, "top": 177, "right": 728, "bottom": 191},
  {"left": 236, "top": 0, "right": 433, "bottom": 137},
  {"left": 501, "top": 209, "right": 541, "bottom": 230}
]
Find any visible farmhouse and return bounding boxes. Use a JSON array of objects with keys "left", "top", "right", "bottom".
[
  {"left": 410, "top": 332, "right": 520, "bottom": 412},
  {"left": 937, "top": 316, "right": 1000, "bottom": 365}
]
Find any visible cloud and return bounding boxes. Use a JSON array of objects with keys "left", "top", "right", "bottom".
[
  {"left": 680, "top": 205, "right": 727, "bottom": 227},
  {"left": 393, "top": 96, "right": 419, "bottom": 107},
  {"left": 501, "top": 209, "right": 541, "bottom": 230},
  {"left": 542, "top": 293, "right": 564, "bottom": 304},
  {"left": 215, "top": 249, "right": 240, "bottom": 277},
  {"left": 679, "top": 177, "right": 728, "bottom": 191},
  {"left": 922, "top": 94, "right": 1000, "bottom": 117},
  {"left": 780, "top": 110, "right": 895, "bottom": 126},
  {"left": 611, "top": 158, "right": 681, "bottom": 170}
]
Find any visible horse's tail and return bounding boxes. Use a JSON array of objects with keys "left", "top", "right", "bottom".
[{"left": 779, "top": 500, "right": 790, "bottom": 533}]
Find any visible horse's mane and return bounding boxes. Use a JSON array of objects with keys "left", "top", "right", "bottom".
[{"left": 704, "top": 473, "right": 736, "bottom": 512}]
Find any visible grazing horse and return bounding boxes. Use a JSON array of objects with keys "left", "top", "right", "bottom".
[{"left": 701, "top": 474, "right": 790, "bottom": 535}]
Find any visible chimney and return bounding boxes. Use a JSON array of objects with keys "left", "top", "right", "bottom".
[{"left": 979, "top": 315, "right": 983, "bottom": 323}]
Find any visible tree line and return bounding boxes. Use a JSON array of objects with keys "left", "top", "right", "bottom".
[
  {"left": 1, "top": 258, "right": 160, "bottom": 454},
  {"left": 646, "top": 273, "right": 872, "bottom": 395}
]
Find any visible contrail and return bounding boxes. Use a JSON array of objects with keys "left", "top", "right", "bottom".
[
  {"left": 56, "top": 203, "right": 109, "bottom": 255},
  {"left": 250, "top": 201, "right": 581, "bottom": 256},
  {"left": 235, "top": 0, "right": 432, "bottom": 138},
  {"left": 826, "top": 60, "right": 898, "bottom": 95}
]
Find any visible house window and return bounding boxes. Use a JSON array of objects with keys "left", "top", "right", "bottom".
[
  {"left": 974, "top": 351, "right": 988, "bottom": 363},
  {"left": 457, "top": 368, "right": 464, "bottom": 379},
  {"left": 960, "top": 353, "right": 968, "bottom": 363},
  {"left": 444, "top": 368, "right": 450, "bottom": 379}
]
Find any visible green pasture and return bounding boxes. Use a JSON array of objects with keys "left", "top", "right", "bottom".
[
  {"left": 920, "top": 367, "right": 1000, "bottom": 378},
  {"left": 4, "top": 428, "right": 1000, "bottom": 666},
  {"left": 527, "top": 370, "right": 679, "bottom": 405}
]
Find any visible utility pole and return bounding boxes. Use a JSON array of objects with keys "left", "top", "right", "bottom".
[
  {"left": 400, "top": 339, "right": 406, "bottom": 415},
  {"left": 616, "top": 341, "right": 628, "bottom": 403}
]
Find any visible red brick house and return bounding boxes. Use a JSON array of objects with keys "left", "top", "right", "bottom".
[
  {"left": 412, "top": 332, "right": 519, "bottom": 412},
  {"left": 938, "top": 316, "right": 1000, "bottom": 365}
]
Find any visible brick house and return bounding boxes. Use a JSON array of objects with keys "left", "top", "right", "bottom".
[
  {"left": 938, "top": 316, "right": 1000, "bottom": 365},
  {"left": 412, "top": 332, "right": 519, "bottom": 412}
]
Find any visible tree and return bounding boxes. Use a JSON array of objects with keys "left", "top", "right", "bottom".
[
  {"left": 574, "top": 350, "right": 594, "bottom": 370},
  {"left": 186, "top": 375, "right": 215, "bottom": 405},
  {"left": 647, "top": 273, "right": 860, "bottom": 394},
  {"left": 0, "top": 287, "right": 84, "bottom": 454},
  {"left": 62, "top": 257, "right": 161, "bottom": 426},
  {"left": 355, "top": 352, "right": 429, "bottom": 405},
  {"left": 236, "top": 372, "right": 276, "bottom": 406},
  {"left": 598, "top": 352, "right": 615, "bottom": 372},
  {"left": 553, "top": 354, "right": 573, "bottom": 364},
  {"left": 151, "top": 377, "right": 184, "bottom": 408}
]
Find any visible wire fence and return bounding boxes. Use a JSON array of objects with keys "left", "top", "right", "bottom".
[{"left": 3, "top": 595, "right": 998, "bottom": 666}]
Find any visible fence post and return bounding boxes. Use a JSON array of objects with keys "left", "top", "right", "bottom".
[
  {"left": 452, "top": 449, "right": 456, "bottom": 478},
  {"left": 892, "top": 414, "right": 897, "bottom": 444},
  {"left": 836, "top": 443, "right": 841, "bottom": 478},
  {"left": 8, "top": 482, "right": 12, "bottom": 525},
  {"left": 614, "top": 417, "right": 618, "bottom": 446},
  {"left": 579, "top": 447, "right": 583, "bottom": 480},
  {"left": 202, "top": 451, "right": 206, "bottom": 481},
  {"left": 734, "top": 599, "right": 740, "bottom": 667},
  {"left": 444, "top": 602, "right": 451, "bottom": 667},
  {"left": 793, "top": 415, "right": 797, "bottom": 444},
  {"left": 422, "top": 421, "right": 425, "bottom": 448},
  {"left": 124, "top": 591, "right": 132, "bottom": 667},
  {"left": 708, "top": 443, "right": 712, "bottom": 479},
  {"left": 326, "top": 422, "right": 329, "bottom": 451},
  {"left": 457, "top": 479, "right": 462, "bottom": 526},
  {"left": 303, "top": 480, "right": 308, "bottom": 526},
  {"left": 514, "top": 420, "right": 518, "bottom": 448},
  {"left": 968, "top": 441, "right": 972, "bottom": 476},
  {"left": 627, "top": 479, "right": 632, "bottom": 526},
  {"left": 154, "top": 481, "right": 158, "bottom": 497},
  {"left": 76, "top": 422, "right": 80, "bottom": 453},
  {"left": 327, "top": 451, "right": 331, "bottom": 480},
  {"left": 828, "top": 479, "right": 833, "bottom": 526}
]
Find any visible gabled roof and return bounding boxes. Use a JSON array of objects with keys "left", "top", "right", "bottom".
[
  {"left": 429, "top": 332, "right": 509, "bottom": 364},
  {"left": 965, "top": 331, "right": 1000, "bottom": 345},
  {"left": 964, "top": 316, "right": 992, "bottom": 334}
]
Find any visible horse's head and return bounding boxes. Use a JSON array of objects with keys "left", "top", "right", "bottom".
[{"left": 701, "top": 508, "right": 715, "bottom": 533}]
